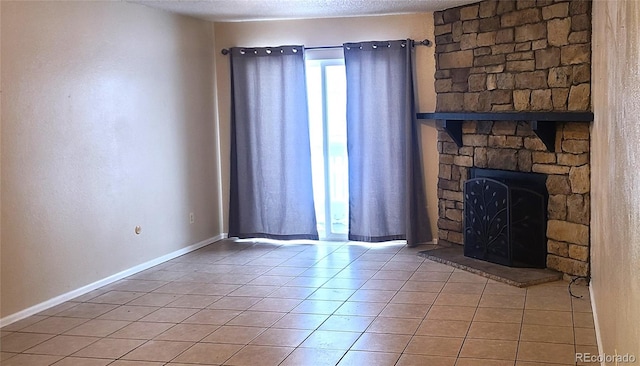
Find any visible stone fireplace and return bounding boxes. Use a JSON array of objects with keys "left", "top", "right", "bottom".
[{"left": 431, "top": 0, "right": 592, "bottom": 277}]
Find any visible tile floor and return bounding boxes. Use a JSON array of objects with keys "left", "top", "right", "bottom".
[{"left": 0, "top": 239, "right": 597, "bottom": 365}]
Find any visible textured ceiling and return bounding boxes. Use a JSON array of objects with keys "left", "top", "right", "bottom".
[{"left": 132, "top": 0, "right": 479, "bottom": 22}]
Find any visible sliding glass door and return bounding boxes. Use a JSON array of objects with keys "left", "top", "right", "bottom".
[{"left": 306, "top": 59, "right": 349, "bottom": 240}]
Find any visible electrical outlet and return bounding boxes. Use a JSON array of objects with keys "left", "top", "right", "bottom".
[{"left": 189, "top": 212, "right": 195, "bottom": 224}]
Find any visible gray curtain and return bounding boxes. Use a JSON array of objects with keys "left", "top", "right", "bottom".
[
  {"left": 228, "top": 46, "right": 318, "bottom": 240},
  {"left": 343, "top": 40, "right": 431, "bottom": 246}
]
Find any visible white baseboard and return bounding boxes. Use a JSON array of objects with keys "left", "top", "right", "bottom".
[
  {"left": 589, "top": 285, "right": 605, "bottom": 365},
  {"left": 0, "top": 233, "right": 228, "bottom": 328}
]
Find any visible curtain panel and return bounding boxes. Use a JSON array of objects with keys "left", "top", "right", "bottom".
[
  {"left": 228, "top": 46, "right": 318, "bottom": 240},
  {"left": 343, "top": 40, "right": 431, "bottom": 246}
]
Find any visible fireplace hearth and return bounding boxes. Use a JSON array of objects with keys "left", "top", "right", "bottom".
[{"left": 463, "top": 169, "right": 547, "bottom": 268}]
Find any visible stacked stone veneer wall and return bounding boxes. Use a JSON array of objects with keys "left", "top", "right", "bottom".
[{"left": 433, "top": 0, "right": 592, "bottom": 276}]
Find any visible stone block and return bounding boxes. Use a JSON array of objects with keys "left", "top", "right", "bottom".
[
  {"left": 436, "top": 34, "right": 454, "bottom": 45},
  {"left": 507, "top": 51, "right": 534, "bottom": 61},
  {"left": 439, "top": 178, "right": 459, "bottom": 191},
  {"left": 532, "top": 39, "right": 548, "bottom": 50},
  {"left": 437, "top": 43, "right": 462, "bottom": 53},
  {"left": 460, "top": 33, "right": 478, "bottom": 50},
  {"left": 443, "top": 8, "right": 461, "bottom": 23},
  {"left": 460, "top": 146, "right": 474, "bottom": 156},
  {"left": 437, "top": 93, "right": 465, "bottom": 112},
  {"left": 462, "top": 121, "right": 477, "bottom": 133},
  {"left": 442, "top": 190, "right": 464, "bottom": 202},
  {"left": 434, "top": 11, "right": 444, "bottom": 25},
  {"left": 561, "top": 44, "right": 590, "bottom": 65},
  {"left": 468, "top": 74, "right": 487, "bottom": 92},
  {"left": 486, "top": 74, "right": 497, "bottom": 90},
  {"left": 474, "top": 147, "right": 488, "bottom": 168},
  {"left": 570, "top": 0, "right": 590, "bottom": 15},
  {"left": 492, "top": 121, "right": 517, "bottom": 135},
  {"left": 439, "top": 50, "right": 474, "bottom": 69},
  {"left": 567, "top": 193, "right": 589, "bottom": 225},
  {"left": 486, "top": 65, "right": 506, "bottom": 73},
  {"left": 460, "top": 4, "right": 480, "bottom": 20},
  {"left": 547, "top": 175, "right": 571, "bottom": 195},
  {"left": 501, "top": 8, "right": 541, "bottom": 27},
  {"left": 533, "top": 151, "right": 556, "bottom": 164},
  {"left": 532, "top": 164, "right": 570, "bottom": 174},
  {"left": 569, "top": 244, "right": 589, "bottom": 261},
  {"left": 453, "top": 21, "right": 464, "bottom": 42},
  {"left": 563, "top": 122, "right": 590, "bottom": 139},
  {"left": 462, "top": 134, "right": 488, "bottom": 146},
  {"left": 494, "top": 73, "right": 514, "bottom": 90},
  {"left": 516, "top": 121, "right": 533, "bottom": 136},
  {"left": 515, "top": 70, "right": 548, "bottom": 89},
  {"left": 571, "top": 14, "right": 590, "bottom": 31},
  {"left": 524, "top": 136, "right": 546, "bottom": 150},
  {"left": 491, "top": 44, "right": 516, "bottom": 55},
  {"left": 572, "top": 64, "right": 591, "bottom": 83},
  {"left": 477, "top": 121, "right": 494, "bottom": 134},
  {"left": 477, "top": 31, "right": 497, "bottom": 46},
  {"left": 479, "top": 16, "right": 501, "bottom": 32},
  {"left": 517, "top": 149, "right": 533, "bottom": 171},
  {"left": 496, "top": 0, "right": 515, "bottom": 14},
  {"left": 542, "top": 2, "right": 569, "bottom": 19},
  {"left": 478, "top": 91, "right": 492, "bottom": 112},
  {"left": 438, "top": 229, "right": 448, "bottom": 240},
  {"left": 517, "top": 0, "right": 536, "bottom": 10},
  {"left": 439, "top": 163, "right": 452, "bottom": 180},
  {"left": 558, "top": 153, "right": 589, "bottom": 166},
  {"left": 491, "top": 104, "right": 513, "bottom": 111},
  {"left": 445, "top": 208, "right": 463, "bottom": 222},
  {"left": 475, "top": 54, "right": 506, "bottom": 67},
  {"left": 454, "top": 155, "right": 473, "bottom": 167},
  {"left": 535, "top": 47, "right": 561, "bottom": 69},
  {"left": 547, "top": 18, "right": 571, "bottom": 46},
  {"left": 439, "top": 218, "right": 462, "bottom": 231},
  {"left": 507, "top": 60, "right": 536, "bottom": 72},
  {"left": 568, "top": 83, "right": 591, "bottom": 111},
  {"left": 464, "top": 93, "right": 481, "bottom": 110},
  {"left": 442, "top": 141, "right": 459, "bottom": 154},
  {"left": 435, "top": 24, "right": 452, "bottom": 36},
  {"left": 440, "top": 154, "right": 455, "bottom": 164},
  {"left": 547, "top": 219, "right": 589, "bottom": 246},
  {"left": 548, "top": 194, "right": 567, "bottom": 220},
  {"left": 548, "top": 240, "right": 569, "bottom": 257},
  {"left": 496, "top": 28, "right": 514, "bottom": 44},
  {"left": 448, "top": 231, "right": 464, "bottom": 244},
  {"left": 547, "top": 255, "right": 588, "bottom": 276},
  {"left": 561, "top": 139, "right": 589, "bottom": 154},
  {"left": 531, "top": 89, "right": 553, "bottom": 110},
  {"left": 479, "top": 0, "right": 498, "bottom": 18},
  {"left": 491, "top": 89, "right": 513, "bottom": 104},
  {"left": 513, "top": 89, "right": 531, "bottom": 110},
  {"left": 451, "top": 68, "right": 472, "bottom": 83},
  {"left": 552, "top": 88, "right": 570, "bottom": 109},
  {"left": 435, "top": 69, "right": 451, "bottom": 80},
  {"left": 435, "top": 79, "right": 453, "bottom": 93},
  {"left": 464, "top": 20, "right": 480, "bottom": 34},
  {"left": 515, "top": 42, "right": 532, "bottom": 51},
  {"left": 474, "top": 46, "right": 492, "bottom": 56},
  {"left": 452, "top": 82, "right": 469, "bottom": 92},
  {"left": 515, "top": 23, "right": 547, "bottom": 42},
  {"left": 569, "top": 165, "right": 590, "bottom": 194},
  {"left": 569, "top": 30, "right": 590, "bottom": 44},
  {"left": 486, "top": 148, "right": 518, "bottom": 170},
  {"left": 548, "top": 66, "right": 572, "bottom": 87}
]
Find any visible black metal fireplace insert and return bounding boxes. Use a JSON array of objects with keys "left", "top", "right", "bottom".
[{"left": 463, "top": 168, "right": 547, "bottom": 268}]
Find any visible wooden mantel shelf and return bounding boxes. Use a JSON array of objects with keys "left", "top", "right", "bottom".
[{"left": 416, "top": 112, "right": 594, "bottom": 152}]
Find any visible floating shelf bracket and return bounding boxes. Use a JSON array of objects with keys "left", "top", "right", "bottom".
[{"left": 416, "top": 112, "right": 594, "bottom": 152}]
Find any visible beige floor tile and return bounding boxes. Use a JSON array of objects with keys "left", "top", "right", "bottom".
[
  {"left": 415, "top": 319, "right": 470, "bottom": 338},
  {"left": 0, "top": 354, "right": 63, "bottom": 366},
  {"left": 441, "top": 282, "right": 486, "bottom": 294},
  {"left": 400, "top": 281, "right": 446, "bottom": 293},
  {"left": 51, "top": 357, "right": 113, "bottom": 365},
  {"left": 523, "top": 309, "right": 572, "bottom": 326},
  {"left": 318, "top": 315, "right": 374, "bottom": 332},
  {"left": 456, "top": 358, "right": 515, "bottom": 366},
  {"left": 1, "top": 316, "right": 49, "bottom": 332},
  {"left": 108, "top": 361, "right": 164, "bottom": 366},
  {"left": 249, "top": 328, "right": 312, "bottom": 347},
  {"left": 86, "top": 291, "right": 144, "bottom": 305},
  {"left": 56, "top": 303, "right": 119, "bottom": 319},
  {"left": 573, "top": 312, "right": 595, "bottom": 328},
  {"left": 228, "top": 285, "right": 279, "bottom": 297},
  {"left": 348, "top": 289, "right": 396, "bottom": 303},
  {"left": 271, "top": 313, "right": 329, "bottom": 330},
  {"left": 379, "top": 303, "right": 430, "bottom": 319},
  {"left": 167, "top": 294, "right": 221, "bottom": 308},
  {"left": 109, "top": 279, "right": 166, "bottom": 292},
  {"left": 291, "top": 299, "right": 343, "bottom": 314},
  {"left": 25, "top": 335, "right": 98, "bottom": 356},
  {"left": 21, "top": 317, "right": 89, "bottom": 334},
  {"left": 517, "top": 341, "right": 576, "bottom": 364},
  {"left": 248, "top": 298, "right": 302, "bottom": 312},
  {"left": 574, "top": 327, "right": 597, "bottom": 345},
  {"left": 334, "top": 301, "right": 386, "bottom": 316},
  {"left": 483, "top": 282, "right": 527, "bottom": 296},
  {"left": 371, "top": 270, "right": 414, "bottom": 281},
  {"left": 98, "top": 305, "right": 159, "bottom": 321},
  {"left": 267, "top": 286, "right": 317, "bottom": 299},
  {"left": 127, "top": 293, "right": 181, "bottom": 307},
  {"left": 526, "top": 282, "right": 570, "bottom": 297},
  {"left": 351, "top": 332, "right": 411, "bottom": 353},
  {"left": 191, "top": 283, "right": 244, "bottom": 296},
  {"left": 201, "top": 325, "right": 266, "bottom": 344},
  {"left": 172, "top": 343, "right": 242, "bottom": 364},
  {"left": 280, "top": 348, "right": 346, "bottom": 366},
  {"left": 572, "top": 297, "right": 594, "bottom": 313},
  {"left": 391, "top": 291, "right": 438, "bottom": 305},
  {"left": 466, "top": 321, "right": 521, "bottom": 340},
  {"left": 525, "top": 295, "right": 573, "bottom": 312},
  {"left": 337, "top": 350, "right": 400, "bottom": 366},
  {"left": 395, "top": 354, "right": 456, "bottom": 366},
  {"left": 367, "top": 317, "right": 421, "bottom": 335},
  {"left": 426, "top": 305, "right": 477, "bottom": 322},
  {"left": 404, "top": 336, "right": 464, "bottom": 357},
  {"left": 479, "top": 294, "right": 526, "bottom": 309},
  {"left": 300, "top": 330, "right": 361, "bottom": 350},
  {"left": 520, "top": 324, "right": 575, "bottom": 344},
  {"left": 459, "top": 338, "right": 518, "bottom": 360},
  {"left": 360, "top": 279, "right": 406, "bottom": 291},
  {"left": 208, "top": 296, "right": 262, "bottom": 310},
  {"left": 226, "top": 311, "right": 285, "bottom": 327},
  {"left": 224, "top": 345, "right": 293, "bottom": 366},
  {"left": 121, "top": 340, "right": 193, "bottom": 362},
  {"left": 139, "top": 307, "right": 199, "bottom": 323},
  {"left": 37, "top": 302, "right": 80, "bottom": 316},
  {"left": 473, "top": 307, "right": 523, "bottom": 323},
  {"left": 409, "top": 271, "right": 452, "bottom": 282},
  {"left": 248, "top": 275, "right": 295, "bottom": 286},
  {"left": 108, "top": 321, "right": 173, "bottom": 339},
  {"left": 435, "top": 293, "right": 482, "bottom": 307},
  {"left": 155, "top": 323, "right": 219, "bottom": 342},
  {"left": 72, "top": 338, "right": 146, "bottom": 359},
  {"left": 1, "top": 352, "right": 18, "bottom": 361},
  {"left": 308, "top": 288, "right": 355, "bottom": 301},
  {"left": 63, "top": 319, "right": 130, "bottom": 337},
  {"left": 447, "top": 271, "right": 488, "bottom": 283},
  {"left": 0, "top": 332, "right": 55, "bottom": 352},
  {"left": 183, "top": 309, "right": 241, "bottom": 325}
]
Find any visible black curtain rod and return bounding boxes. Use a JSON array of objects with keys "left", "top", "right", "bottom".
[{"left": 220, "top": 39, "right": 432, "bottom": 55}]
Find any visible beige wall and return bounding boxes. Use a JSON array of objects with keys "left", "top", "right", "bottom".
[
  {"left": 591, "top": 0, "right": 640, "bottom": 360},
  {"left": 214, "top": 13, "right": 439, "bottom": 239},
  {"left": 1, "top": 1, "right": 221, "bottom": 318}
]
